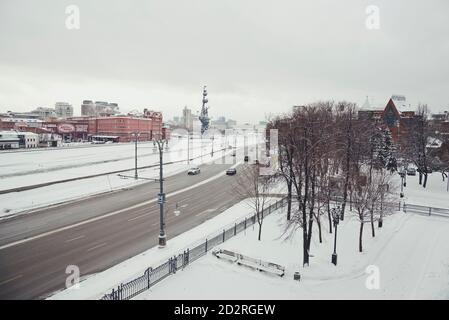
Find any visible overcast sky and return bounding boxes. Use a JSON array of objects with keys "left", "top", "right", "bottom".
[{"left": 0, "top": 0, "right": 448, "bottom": 123}]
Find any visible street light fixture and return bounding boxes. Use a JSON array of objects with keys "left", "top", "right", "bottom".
[
  {"left": 154, "top": 134, "right": 168, "bottom": 247},
  {"left": 331, "top": 206, "right": 341, "bottom": 266}
]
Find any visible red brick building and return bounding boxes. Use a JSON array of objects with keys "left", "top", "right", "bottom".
[
  {"left": 1, "top": 110, "right": 166, "bottom": 143},
  {"left": 87, "top": 111, "right": 164, "bottom": 142},
  {"left": 358, "top": 95, "right": 421, "bottom": 143}
]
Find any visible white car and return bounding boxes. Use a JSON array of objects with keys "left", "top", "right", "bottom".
[{"left": 187, "top": 167, "right": 201, "bottom": 175}]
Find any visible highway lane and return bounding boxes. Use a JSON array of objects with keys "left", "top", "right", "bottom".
[
  {"left": 0, "top": 161, "right": 248, "bottom": 299},
  {"left": 0, "top": 157, "right": 235, "bottom": 246}
]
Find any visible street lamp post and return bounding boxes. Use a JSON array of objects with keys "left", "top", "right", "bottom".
[
  {"left": 132, "top": 132, "right": 140, "bottom": 179},
  {"left": 154, "top": 135, "right": 168, "bottom": 247},
  {"left": 187, "top": 132, "right": 190, "bottom": 165},
  {"left": 400, "top": 171, "right": 405, "bottom": 198},
  {"left": 211, "top": 134, "right": 214, "bottom": 157},
  {"left": 331, "top": 206, "right": 340, "bottom": 266}
]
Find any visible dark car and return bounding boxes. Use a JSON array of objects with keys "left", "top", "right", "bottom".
[
  {"left": 406, "top": 168, "right": 416, "bottom": 176},
  {"left": 244, "top": 155, "right": 249, "bottom": 162},
  {"left": 226, "top": 168, "right": 237, "bottom": 176}
]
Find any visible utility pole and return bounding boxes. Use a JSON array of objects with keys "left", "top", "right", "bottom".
[{"left": 154, "top": 135, "right": 167, "bottom": 247}]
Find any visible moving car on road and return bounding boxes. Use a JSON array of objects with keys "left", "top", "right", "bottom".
[
  {"left": 407, "top": 168, "right": 416, "bottom": 176},
  {"left": 244, "top": 155, "right": 249, "bottom": 162},
  {"left": 226, "top": 168, "right": 237, "bottom": 176},
  {"left": 187, "top": 167, "right": 201, "bottom": 175}
]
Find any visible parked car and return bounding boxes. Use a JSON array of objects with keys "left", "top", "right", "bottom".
[
  {"left": 187, "top": 167, "right": 201, "bottom": 175},
  {"left": 407, "top": 168, "right": 416, "bottom": 176},
  {"left": 244, "top": 155, "right": 249, "bottom": 162},
  {"left": 231, "top": 151, "right": 236, "bottom": 157},
  {"left": 226, "top": 168, "right": 237, "bottom": 176}
]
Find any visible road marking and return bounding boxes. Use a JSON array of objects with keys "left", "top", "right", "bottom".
[
  {"left": 0, "top": 274, "right": 23, "bottom": 286},
  {"left": 65, "top": 235, "right": 85, "bottom": 243},
  {"left": 151, "top": 222, "right": 159, "bottom": 226},
  {"left": 0, "top": 162, "right": 241, "bottom": 251},
  {"left": 195, "top": 208, "right": 217, "bottom": 217},
  {"left": 127, "top": 213, "right": 150, "bottom": 222},
  {"left": 86, "top": 242, "right": 107, "bottom": 252},
  {"left": 180, "top": 204, "right": 189, "bottom": 208}
]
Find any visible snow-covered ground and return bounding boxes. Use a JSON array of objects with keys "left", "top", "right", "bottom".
[
  {"left": 133, "top": 206, "right": 449, "bottom": 300},
  {"left": 0, "top": 137, "right": 228, "bottom": 189},
  {"left": 397, "top": 172, "right": 449, "bottom": 208},
  {"left": 48, "top": 197, "right": 279, "bottom": 300},
  {"left": 48, "top": 166, "right": 449, "bottom": 300},
  {"left": 0, "top": 134, "right": 262, "bottom": 219}
]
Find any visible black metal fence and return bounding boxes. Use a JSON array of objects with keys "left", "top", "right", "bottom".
[
  {"left": 100, "top": 196, "right": 288, "bottom": 300},
  {"left": 402, "top": 203, "right": 449, "bottom": 217}
]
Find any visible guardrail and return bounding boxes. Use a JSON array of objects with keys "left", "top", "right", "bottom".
[{"left": 100, "top": 196, "right": 288, "bottom": 300}]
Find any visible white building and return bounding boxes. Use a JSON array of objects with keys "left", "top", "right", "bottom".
[
  {"left": 55, "top": 102, "right": 74, "bottom": 119},
  {"left": 17, "top": 132, "right": 39, "bottom": 148},
  {"left": 0, "top": 131, "right": 20, "bottom": 150},
  {"left": 31, "top": 107, "right": 57, "bottom": 120}
]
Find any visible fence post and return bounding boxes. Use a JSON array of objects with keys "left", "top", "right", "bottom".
[
  {"left": 404, "top": 203, "right": 407, "bottom": 213},
  {"left": 205, "top": 239, "right": 208, "bottom": 252},
  {"left": 244, "top": 217, "right": 247, "bottom": 230},
  {"left": 234, "top": 223, "right": 237, "bottom": 236},
  {"left": 222, "top": 229, "right": 225, "bottom": 242},
  {"left": 429, "top": 207, "right": 431, "bottom": 216},
  {"left": 147, "top": 268, "right": 151, "bottom": 289},
  {"left": 398, "top": 202, "right": 401, "bottom": 211},
  {"left": 120, "top": 284, "right": 123, "bottom": 300}
]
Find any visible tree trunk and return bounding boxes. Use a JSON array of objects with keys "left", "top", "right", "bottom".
[
  {"left": 370, "top": 208, "right": 375, "bottom": 237},
  {"left": 317, "top": 216, "right": 322, "bottom": 243},
  {"left": 307, "top": 214, "right": 314, "bottom": 251},
  {"left": 287, "top": 181, "right": 292, "bottom": 220},
  {"left": 303, "top": 224, "right": 309, "bottom": 266},
  {"left": 419, "top": 172, "right": 423, "bottom": 185},
  {"left": 258, "top": 222, "right": 262, "bottom": 241},
  {"left": 423, "top": 173, "right": 428, "bottom": 188},
  {"left": 327, "top": 199, "right": 332, "bottom": 234},
  {"left": 359, "top": 222, "right": 364, "bottom": 252}
]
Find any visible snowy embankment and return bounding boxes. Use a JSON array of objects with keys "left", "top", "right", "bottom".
[
  {"left": 48, "top": 197, "right": 280, "bottom": 300},
  {"left": 133, "top": 209, "right": 449, "bottom": 300},
  {"left": 0, "top": 135, "right": 256, "bottom": 219},
  {"left": 127, "top": 173, "right": 449, "bottom": 300}
]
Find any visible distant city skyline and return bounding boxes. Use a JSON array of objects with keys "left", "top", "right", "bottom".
[{"left": 1, "top": 0, "right": 448, "bottom": 122}]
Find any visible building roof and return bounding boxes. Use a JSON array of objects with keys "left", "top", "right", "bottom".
[
  {"left": 359, "top": 97, "right": 384, "bottom": 111},
  {"left": 391, "top": 95, "right": 414, "bottom": 113}
]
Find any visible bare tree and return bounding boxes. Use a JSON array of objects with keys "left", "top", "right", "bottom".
[
  {"left": 233, "top": 164, "right": 274, "bottom": 241},
  {"left": 402, "top": 104, "right": 432, "bottom": 188}
]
